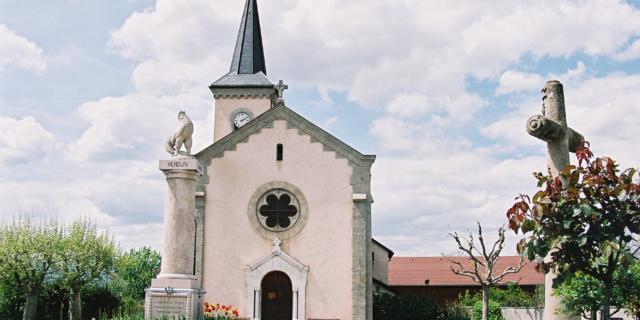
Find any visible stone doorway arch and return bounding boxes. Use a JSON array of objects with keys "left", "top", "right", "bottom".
[{"left": 245, "top": 239, "right": 308, "bottom": 320}]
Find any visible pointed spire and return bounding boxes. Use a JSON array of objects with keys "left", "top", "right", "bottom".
[
  {"left": 211, "top": 0, "right": 272, "bottom": 89},
  {"left": 230, "top": 0, "right": 266, "bottom": 75}
]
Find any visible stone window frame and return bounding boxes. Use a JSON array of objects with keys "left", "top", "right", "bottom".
[
  {"left": 257, "top": 189, "right": 300, "bottom": 232},
  {"left": 247, "top": 181, "right": 308, "bottom": 240}
]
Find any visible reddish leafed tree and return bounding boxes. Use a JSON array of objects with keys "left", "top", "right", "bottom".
[{"left": 507, "top": 142, "right": 640, "bottom": 320}]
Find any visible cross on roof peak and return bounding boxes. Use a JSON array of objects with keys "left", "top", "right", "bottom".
[{"left": 275, "top": 80, "right": 288, "bottom": 99}]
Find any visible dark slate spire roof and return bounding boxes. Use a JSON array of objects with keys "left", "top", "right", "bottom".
[
  {"left": 231, "top": 0, "right": 266, "bottom": 75},
  {"left": 211, "top": 0, "right": 272, "bottom": 88}
]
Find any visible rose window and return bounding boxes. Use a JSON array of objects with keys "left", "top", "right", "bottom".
[{"left": 257, "top": 189, "right": 300, "bottom": 232}]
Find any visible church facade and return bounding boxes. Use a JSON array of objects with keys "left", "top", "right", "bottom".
[{"left": 192, "top": 1, "right": 376, "bottom": 319}]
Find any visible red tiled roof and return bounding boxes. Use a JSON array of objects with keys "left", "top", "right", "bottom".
[{"left": 388, "top": 256, "right": 543, "bottom": 287}]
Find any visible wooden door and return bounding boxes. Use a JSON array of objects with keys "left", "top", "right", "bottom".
[{"left": 261, "top": 271, "right": 293, "bottom": 320}]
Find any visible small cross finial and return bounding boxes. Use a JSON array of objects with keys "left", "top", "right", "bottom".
[
  {"left": 272, "top": 238, "right": 282, "bottom": 255},
  {"left": 275, "top": 80, "right": 288, "bottom": 99}
]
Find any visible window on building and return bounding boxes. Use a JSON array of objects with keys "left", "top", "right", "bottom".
[
  {"left": 277, "top": 144, "right": 283, "bottom": 161},
  {"left": 258, "top": 189, "right": 300, "bottom": 232}
]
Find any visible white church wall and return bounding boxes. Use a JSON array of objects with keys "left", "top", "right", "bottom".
[{"left": 201, "top": 119, "right": 355, "bottom": 319}]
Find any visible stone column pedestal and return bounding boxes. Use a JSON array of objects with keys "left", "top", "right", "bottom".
[{"left": 145, "top": 156, "right": 205, "bottom": 320}]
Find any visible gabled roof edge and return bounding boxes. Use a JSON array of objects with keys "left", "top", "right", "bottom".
[{"left": 195, "top": 105, "right": 375, "bottom": 167}]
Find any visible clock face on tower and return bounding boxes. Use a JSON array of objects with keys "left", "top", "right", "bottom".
[{"left": 231, "top": 110, "right": 252, "bottom": 129}]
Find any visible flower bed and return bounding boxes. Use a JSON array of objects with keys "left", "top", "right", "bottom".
[{"left": 203, "top": 302, "right": 239, "bottom": 320}]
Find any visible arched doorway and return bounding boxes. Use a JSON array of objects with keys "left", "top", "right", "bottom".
[{"left": 261, "top": 271, "right": 292, "bottom": 320}]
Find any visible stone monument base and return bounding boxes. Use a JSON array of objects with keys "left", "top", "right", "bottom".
[{"left": 144, "top": 278, "right": 204, "bottom": 320}]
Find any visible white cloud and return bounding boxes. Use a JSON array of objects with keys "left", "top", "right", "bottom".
[
  {"left": 565, "top": 74, "right": 640, "bottom": 167},
  {"left": 563, "top": 61, "right": 587, "bottom": 80},
  {"left": 369, "top": 116, "right": 427, "bottom": 152},
  {"left": 105, "top": 0, "right": 640, "bottom": 110},
  {"left": 109, "top": 1, "right": 231, "bottom": 61},
  {"left": 4, "top": 0, "right": 640, "bottom": 256},
  {"left": 481, "top": 103, "right": 541, "bottom": 149},
  {"left": 99, "top": 0, "right": 640, "bottom": 256},
  {"left": 484, "top": 72, "right": 640, "bottom": 168},
  {"left": 0, "top": 116, "right": 56, "bottom": 165},
  {"left": 496, "top": 61, "right": 587, "bottom": 96},
  {"left": 322, "top": 116, "right": 338, "bottom": 129},
  {"left": 0, "top": 180, "right": 116, "bottom": 227},
  {"left": 614, "top": 38, "right": 640, "bottom": 61},
  {"left": 0, "top": 160, "right": 167, "bottom": 250},
  {"left": 371, "top": 139, "right": 546, "bottom": 255},
  {"left": 68, "top": 93, "right": 211, "bottom": 162},
  {"left": 0, "top": 25, "right": 46, "bottom": 74},
  {"left": 110, "top": 223, "right": 164, "bottom": 251},
  {"left": 457, "top": 1, "right": 640, "bottom": 76},
  {"left": 386, "top": 93, "right": 440, "bottom": 118},
  {"left": 496, "top": 70, "right": 545, "bottom": 95}
]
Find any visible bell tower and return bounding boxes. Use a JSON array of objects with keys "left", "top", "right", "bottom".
[{"left": 209, "top": 0, "right": 276, "bottom": 141}]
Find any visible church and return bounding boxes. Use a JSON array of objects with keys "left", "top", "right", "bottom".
[{"left": 190, "top": 0, "right": 386, "bottom": 319}]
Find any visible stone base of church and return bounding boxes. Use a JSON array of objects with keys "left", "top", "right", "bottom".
[{"left": 144, "top": 277, "right": 205, "bottom": 320}]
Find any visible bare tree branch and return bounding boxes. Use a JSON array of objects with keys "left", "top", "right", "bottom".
[
  {"left": 449, "top": 232, "right": 486, "bottom": 268},
  {"left": 478, "top": 222, "right": 490, "bottom": 263},
  {"left": 446, "top": 222, "right": 526, "bottom": 287}
]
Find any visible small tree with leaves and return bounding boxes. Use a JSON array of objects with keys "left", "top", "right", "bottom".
[
  {"left": 0, "top": 218, "right": 63, "bottom": 320},
  {"left": 555, "top": 271, "right": 622, "bottom": 319},
  {"left": 555, "top": 260, "right": 640, "bottom": 320},
  {"left": 507, "top": 143, "right": 640, "bottom": 320},
  {"left": 448, "top": 223, "right": 524, "bottom": 320},
  {"left": 60, "top": 221, "right": 117, "bottom": 320},
  {"left": 111, "top": 247, "right": 161, "bottom": 310},
  {"left": 620, "top": 261, "right": 640, "bottom": 320}
]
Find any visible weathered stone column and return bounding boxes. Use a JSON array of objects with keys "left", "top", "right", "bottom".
[
  {"left": 157, "top": 156, "right": 202, "bottom": 279},
  {"left": 145, "top": 156, "right": 204, "bottom": 320},
  {"left": 526, "top": 80, "right": 582, "bottom": 320}
]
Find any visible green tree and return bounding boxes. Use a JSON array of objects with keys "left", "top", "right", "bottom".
[
  {"left": 618, "top": 262, "right": 640, "bottom": 319},
  {"left": 60, "top": 221, "right": 117, "bottom": 320},
  {"left": 556, "top": 261, "right": 640, "bottom": 320},
  {"left": 111, "top": 247, "right": 161, "bottom": 309},
  {"left": 0, "top": 279, "right": 22, "bottom": 319},
  {"left": 507, "top": 143, "right": 640, "bottom": 320},
  {"left": 0, "top": 219, "right": 63, "bottom": 320},
  {"left": 555, "top": 271, "right": 620, "bottom": 319}
]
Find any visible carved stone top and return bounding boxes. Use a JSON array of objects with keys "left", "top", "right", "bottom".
[
  {"left": 165, "top": 111, "right": 194, "bottom": 156},
  {"left": 526, "top": 81, "right": 583, "bottom": 151},
  {"left": 526, "top": 80, "right": 585, "bottom": 178},
  {"left": 541, "top": 80, "right": 566, "bottom": 125}
]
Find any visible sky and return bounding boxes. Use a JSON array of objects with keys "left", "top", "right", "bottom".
[{"left": 1, "top": 0, "right": 639, "bottom": 256}]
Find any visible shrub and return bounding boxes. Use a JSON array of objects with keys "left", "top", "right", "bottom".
[
  {"left": 443, "top": 303, "right": 472, "bottom": 320},
  {"left": 373, "top": 293, "right": 469, "bottom": 320},
  {"left": 472, "top": 300, "right": 503, "bottom": 320},
  {"left": 458, "top": 283, "right": 541, "bottom": 308}
]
